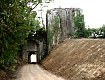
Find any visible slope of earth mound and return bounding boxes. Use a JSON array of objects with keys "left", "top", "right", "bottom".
[{"left": 42, "top": 39, "right": 105, "bottom": 80}]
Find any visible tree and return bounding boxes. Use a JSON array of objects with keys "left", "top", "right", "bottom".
[
  {"left": 74, "top": 10, "right": 85, "bottom": 38},
  {"left": 83, "top": 28, "right": 92, "bottom": 38},
  {"left": 73, "top": 10, "right": 93, "bottom": 38},
  {"left": 0, "top": 0, "right": 51, "bottom": 71},
  {"left": 99, "top": 24, "right": 105, "bottom": 38}
]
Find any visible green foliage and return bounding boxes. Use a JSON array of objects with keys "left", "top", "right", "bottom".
[
  {"left": 83, "top": 28, "right": 92, "bottom": 38},
  {"left": 100, "top": 25, "right": 105, "bottom": 38},
  {"left": 74, "top": 10, "right": 92, "bottom": 38},
  {"left": 0, "top": 0, "right": 43, "bottom": 70},
  {"left": 74, "top": 11, "right": 85, "bottom": 38},
  {"left": 91, "top": 28, "right": 99, "bottom": 34}
]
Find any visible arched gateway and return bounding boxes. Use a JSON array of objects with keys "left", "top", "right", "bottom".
[
  {"left": 22, "top": 40, "right": 42, "bottom": 64},
  {"left": 22, "top": 28, "right": 47, "bottom": 64}
]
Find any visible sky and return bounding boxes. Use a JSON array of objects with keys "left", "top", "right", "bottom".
[{"left": 35, "top": 0, "right": 105, "bottom": 28}]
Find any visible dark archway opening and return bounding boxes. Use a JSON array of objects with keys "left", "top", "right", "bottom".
[{"left": 28, "top": 51, "right": 37, "bottom": 63}]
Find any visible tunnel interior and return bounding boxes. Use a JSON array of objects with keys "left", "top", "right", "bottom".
[{"left": 28, "top": 51, "right": 37, "bottom": 63}]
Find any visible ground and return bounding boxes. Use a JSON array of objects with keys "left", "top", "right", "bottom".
[
  {"left": 10, "top": 39, "right": 105, "bottom": 80},
  {"left": 42, "top": 39, "right": 105, "bottom": 80},
  {"left": 13, "top": 64, "right": 65, "bottom": 80},
  {"left": 0, "top": 69, "right": 9, "bottom": 80}
]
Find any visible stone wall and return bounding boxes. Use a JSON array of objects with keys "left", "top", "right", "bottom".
[
  {"left": 22, "top": 41, "right": 39, "bottom": 63},
  {"left": 22, "top": 30, "right": 47, "bottom": 63},
  {"left": 46, "top": 8, "right": 82, "bottom": 51}
]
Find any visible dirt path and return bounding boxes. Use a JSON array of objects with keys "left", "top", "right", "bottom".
[{"left": 14, "top": 64, "right": 65, "bottom": 80}]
